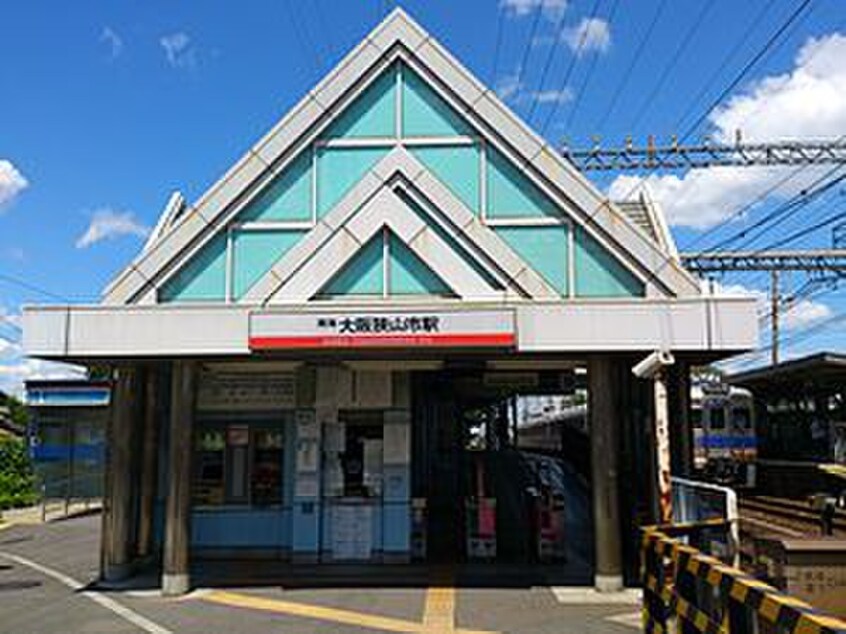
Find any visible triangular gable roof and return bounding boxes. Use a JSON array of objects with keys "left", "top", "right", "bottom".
[
  {"left": 242, "top": 147, "right": 561, "bottom": 304},
  {"left": 103, "top": 8, "right": 700, "bottom": 306}
]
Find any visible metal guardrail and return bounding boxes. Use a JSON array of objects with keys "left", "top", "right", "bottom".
[
  {"left": 39, "top": 472, "right": 102, "bottom": 522},
  {"left": 642, "top": 519, "right": 846, "bottom": 634}
]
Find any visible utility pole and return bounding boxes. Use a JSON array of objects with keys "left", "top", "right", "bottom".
[
  {"left": 771, "top": 270, "right": 780, "bottom": 365},
  {"left": 680, "top": 250, "right": 846, "bottom": 367}
]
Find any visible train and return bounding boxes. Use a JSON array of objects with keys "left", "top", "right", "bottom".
[{"left": 692, "top": 384, "right": 757, "bottom": 488}]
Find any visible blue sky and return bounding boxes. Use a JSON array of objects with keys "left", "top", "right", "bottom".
[{"left": 1, "top": 0, "right": 845, "bottom": 391}]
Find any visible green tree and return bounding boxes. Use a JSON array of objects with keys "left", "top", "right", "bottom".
[{"left": 0, "top": 436, "right": 37, "bottom": 510}]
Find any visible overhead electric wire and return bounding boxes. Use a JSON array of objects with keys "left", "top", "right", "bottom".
[
  {"left": 525, "top": 2, "right": 572, "bottom": 124},
  {"left": 733, "top": 171, "right": 846, "bottom": 251},
  {"left": 626, "top": 1, "right": 715, "bottom": 134},
  {"left": 616, "top": 0, "right": 820, "bottom": 239},
  {"left": 701, "top": 166, "right": 845, "bottom": 253},
  {"left": 682, "top": 161, "right": 833, "bottom": 253},
  {"left": 539, "top": 0, "right": 603, "bottom": 137},
  {"left": 672, "top": 1, "right": 801, "bottom": 137},
  {"left": 563, "top": 0, "right": 621, "bottom": 134},
  {"left": 0, "top": 271, "right": 71, "bottom": 303},
  {"left": 593, "top": 0, "right": 669, "bottom": 133},
  {"left": 511, "top": 0, "right": 546, "bottom": 107},
  {"left": 0, "top": 314, "right": 22, "bottom": 336},
  {"left": 679, "top": 0, "right": 814, "bottom": 143},
  {"left": 490, "top": 3, "right": 507, "bottom": 86},
  {"left": 312, "top": 0, "right": 335, "bottom": 61},
  {"left": 282, "top": 0, "right": 321, "bottom": 77},
  {"left": 754, "top": 204, "right": 846, "bottom": 252}
]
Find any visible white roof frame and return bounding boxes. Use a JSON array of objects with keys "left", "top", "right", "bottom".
[
  {"left": 103, "top": 8, "right": 700, "bottom": 306},
  {"left": 242, "top": 147, "right": 562, "bottom": 304},
  {"left": 274, "top": 187, "right": 501, "bottom": 303}
]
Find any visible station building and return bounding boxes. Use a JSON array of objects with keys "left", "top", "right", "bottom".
[{"left": 23, "top": 10, "right": 757, "bottom": 595}]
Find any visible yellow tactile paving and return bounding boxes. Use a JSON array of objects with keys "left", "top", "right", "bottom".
[{"left": 201, "top": 588, "right": 498, "bottom": 634}]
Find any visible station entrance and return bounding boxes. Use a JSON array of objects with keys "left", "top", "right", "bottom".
[
  {"left": 411, "top": 368, "right": 592, "bottom": 574},
  {"left": 22, "top": 9, "right": 757, "bottom": 595}
]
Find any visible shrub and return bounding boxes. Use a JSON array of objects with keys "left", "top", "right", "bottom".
[{"left": 0, "top": 436, "right": 37, "bottom": 510}]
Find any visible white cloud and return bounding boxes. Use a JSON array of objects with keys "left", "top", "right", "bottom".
[
  {"left": 562, "top": 17, "right": 611, "bottom": 55},
  {"left": 782, "top": 296, "right": 833, "bottom": 330},
  {"left": 529, "top": 88, "right": 574, "bottom": 104},
  {"left": 75, "top": 209, "right": 150, "bottom": 249},
  {"left": 496, "top": 73, "right": 523, "bottom": 101},
  {"left": 501, "top": 0, "right": 567, "bottom": 20},
  {"left": 0, "top": 160, "right": 28, "bottom": 209},
  {"left": 160, "top": 31, "right": 196, "bottom": 69},
  {"left": 100, "top": 26, "right": 123, "bottom": 59},
  {"left": 0, "top": 306, "right": 21, "bottom": 331},
  {"left": 0, "top": 337, "right": 19, "bottom": 359},
  {"left": 713, "top": 282, "right": 832, "bottom": 331},
  {"left": 495, "top": 73, "right": 572, "bottom": 105},
  {"left": 609, "top": 32, "right": 846, "bottom": 229},
  {"left": 0, "top": 357, "right": 86, "bottom": 397}
]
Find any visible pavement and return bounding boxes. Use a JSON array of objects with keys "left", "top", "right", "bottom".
[{"left": 0, "top": 515, "right": 643, "bottom": 634}]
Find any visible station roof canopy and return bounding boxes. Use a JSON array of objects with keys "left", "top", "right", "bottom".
[
  {"left": 728, "top": 352, "right": 846, "bottom": 394},
  {"left": 22, "top": 8, "right": 758, "bottom": 360}
]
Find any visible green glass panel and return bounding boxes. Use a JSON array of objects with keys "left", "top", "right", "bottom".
[
  {"left": 389, "top": 233, "right": 452, "bottom": 295},
  {"left": 401, "top": 65, "right": 472, "bottom": 137},
  {"left": 159, "top": 233, "right": 227, "bottom": 302},
  {"left": 495, "top": 225, "right": 569, "bottom": 296},
  {"left": 574, "top": 227, "right": 645, "bottom": 297},
  {"left": 316, "top": 146, "right": 390, "bottom": 217},
  {"left": 318, "top": 232, "right": 384, "bottom": 296},
  {"left": 232, "top": 230, "right": 306, "bottom": 299},
  {"left": 410, "top": 145, "right": 479, "bottom": 213},
  {"left": 237, "top": 151, "right": 311, "bottom": 222},
  {"left": 486, "top": 147, "right": 559, "bottom": 219},
  {"left": 321, "top": 66, "right": 396, "bottom": 138}
]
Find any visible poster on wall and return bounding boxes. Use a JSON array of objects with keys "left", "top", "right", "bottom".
[
  {"left": 296, "top": 438, "right": 318, "bottom": 472},
  {"left": 197, "top": 370, "right": 296, "bottom": 411},
  {"left": 295, "top": 473, "right": 318, "bottom": 498},
  {"left": 331, "top": 504, "right": 373, "bottom": 560},
  {"left": 383, "top": 424, "right": 410, "bottom": 464}
]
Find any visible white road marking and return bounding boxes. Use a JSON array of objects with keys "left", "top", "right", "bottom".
[
  {"left": 551, "top": 586, "right": 641, "bottom": 605},
  {"left": 605, "top": 610, "right": 642, "bottom": 629},
  {"left": 0, "top": 551, "right": 172, "bottom": 634}
]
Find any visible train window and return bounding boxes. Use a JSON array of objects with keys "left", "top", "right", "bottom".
[
  {"left": 691, "top": 408, "right": 702, "bottom": 429},
  {"left": 732, "top": 408, "right": 751, "bottom": 431},
  {"left": 709, "top": 408, "right": 726, "bottom": 430}
]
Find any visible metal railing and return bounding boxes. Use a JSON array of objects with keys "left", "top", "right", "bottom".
[
  {"left": 641, "top": 519, "right": 846, "bottom": 634},
  {"left": 39, "top": 472, "right": 102, "bottom": 522},
  {"left": 672, "top": 476, "right": 740, "bottom": 567}
]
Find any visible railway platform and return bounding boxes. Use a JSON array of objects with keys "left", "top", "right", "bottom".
[{"left": 0, "top": 514, "right": 642, "bottom": 634}]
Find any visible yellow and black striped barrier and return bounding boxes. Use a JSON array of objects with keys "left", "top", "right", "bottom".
[{"left": 641, "top": 520, "right": 846, "bottom": 634}]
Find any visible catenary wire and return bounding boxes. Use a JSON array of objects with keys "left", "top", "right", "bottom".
[
  {"left": 539, "top": 0, "right": 604, "bottom": 137},
  {"left": 626, "top": 1, "right": 715, "bottom": 134},
  {"left": 562, "top": 0, "right": 621, "bottom": 135},
  {"left": 525, "top": 1, "right": 573, "bottom": 124},
  {"left": 593, "top": 0, "right": 669, "bottom": 133}
]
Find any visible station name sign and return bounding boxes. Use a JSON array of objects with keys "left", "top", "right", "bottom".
[{"left": 249, "top": 310, "right": 515, "bottom": 350}]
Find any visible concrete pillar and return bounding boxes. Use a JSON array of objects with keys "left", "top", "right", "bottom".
[
  {"left": 668, "top": 362, "right": 693, "bottom": 477},
  {"left": 589, "top": 356, "right": 623, "bottom": 592},
  {"left": 162, "top": 361, "right": 197, "bottom": 596},
  {"left": 137, "top": 368, "right": 159, "bottom": 561},
  {"left": 101, "top": 366, "right": 138, "bottom": 582}
]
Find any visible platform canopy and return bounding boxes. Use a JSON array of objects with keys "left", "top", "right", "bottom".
[{"left": 23, "top": 9, "right": 757, "bottom": 359}]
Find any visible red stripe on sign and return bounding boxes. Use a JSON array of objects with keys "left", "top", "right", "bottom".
[{"left": 249, "top": 333, "right": 515, "bottom": 350}]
